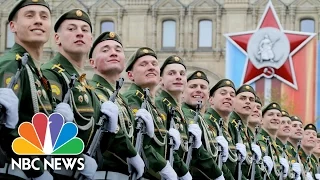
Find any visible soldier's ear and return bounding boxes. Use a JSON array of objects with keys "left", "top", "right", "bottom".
[
  {"left": 127, "top": 71, "right": 134, "bottom": 81},
  {"left": 9, "top": 21, "right": 17, "bottom": 33},
  {"left": 208, "top": 96, "right": 214, "bottom": 105},
  {"left": 54, "top": 33, "right": 61, "bottom": 45},
  {"left": 159, "top": 77, "right": 164, "bottom": 87},
  {"left": 89, "top": 58, "right": 95, "bottom": 68}
]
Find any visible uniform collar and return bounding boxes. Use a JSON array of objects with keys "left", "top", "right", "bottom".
[
  {"left": 91, "top": 74, "right": 114, "bottom": 91},
  {"left": 205, "top": 108, "right": 221, "bottom": 120},
  {"left": 11, "top": 43, "right": 37, "bottom": 71},
  {"left": 53, "top": 53, "right": 80, "bottom": 77},
  {"left": 159, "top": 90, "right": 178, "bottom": 107}
]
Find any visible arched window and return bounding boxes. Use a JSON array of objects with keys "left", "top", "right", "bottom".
[
  {"left": 199, "top": 20, "right": 212, "bottom": 48},
  {"left": 101, "top": 21, "right": 114, "bottom": 32},
  {"left": 6, "top": 23, "right": 14, "bottom": 48},
  {"left": 162, "top": 20, "right": 176, "bottom": 48},
  {"left": 300, "top": 19, "right": 315, "bottom": 33}
]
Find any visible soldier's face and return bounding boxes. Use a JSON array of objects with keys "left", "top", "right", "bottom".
[
  {"left": 276, "top": 117, "right": 291, "bottom": 138},
  {"left": 234, "top": 92, "right": 255, "bottom": 116},
  {"left": 261, "top": 109, "right": 281, "bottom": 131},
  {"left": 209, "top": 87, "right": 235, "bottom": 114},
  {"left": 247, "top": 102, "right": 262, "bottom": 125},
  {"left": 183, "top": 79, "right": 209, "bottom": 108},
  {"left": 55, "top": 20, "right": 93, "bottom": 55},
  {"left": 290, "top": 121, "right": 303, "bottom": 140},
  {"left": 301, "top": 130, "right": 316, "bottom": 149},
  {"left": 10, "top": 5, "right": 51, "bottom": 45},
  {"left": 128, "top": 56, "right": 160, "bottom": 88},
  {"left": 313, "top": 138, "right": 320, "bottom": 154},
  {"left": 90, "top": 40, "right": 125, "bottom": 75},
  {"left": 160, "top": 64, "right": 187, "bottom": 94}
]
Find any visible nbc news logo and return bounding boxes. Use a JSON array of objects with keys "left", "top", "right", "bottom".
[{"left": 11, "top": 113, "right": 85, "bottom": 171}]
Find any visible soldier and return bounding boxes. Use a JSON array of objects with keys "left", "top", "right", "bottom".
[
  {"left": 203, "top": 78, "right": 241, "bottom": 179},
  {"left": 41, "top": 9, "right": 120, "bottom": 179},
  {"left": 300, "top": 124, "right": 319, "bottom": 179},
  {"left": 88, "top": 32, "right": 145, "bottom": 179},
  {"left": 247, "top": 96, "right": 262, "bottom": 133},
  {"left": 123, "top": 47, "right": 178, "bottom": 179},
  {"left": 228, "top": 85, "right": 269, "bottom": 179},
  {"left": 155, "top": 55, "right": 192, "bottom": 179},
  {"left": 257, "top": 102, "right": 289, "bottom": 179},
  {"left": 276, "top": 110, "right": 301, "bottom": 179},
  {"left": 181, "top": 70, "right": 224, "bottom": 180},
  {"left": 287, "top": 115, "right": 304, "bottom": 179},
  {"left": 0, "top": 1, "right": 73, "bottom": 179},
  {"left": 312, "top": 133, "right": 320, "bottom": 179}
]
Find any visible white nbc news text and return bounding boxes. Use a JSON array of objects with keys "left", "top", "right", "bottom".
[{"left": 11, "top": 158, "right": 85, "bottom": 171}]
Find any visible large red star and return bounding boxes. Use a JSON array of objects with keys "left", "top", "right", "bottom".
[{"left": 225, "top": 1, "right": 315, "bottom": 89}]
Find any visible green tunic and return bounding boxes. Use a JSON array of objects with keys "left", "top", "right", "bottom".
[
  {"left": 41, "top": 53, "right": 117, "bottom": 179},
  {"left": 286, "top": 141, "right": 303, "bottom": 179},
  {"left": 89, "top": 74, "right": 137, "bottom": 175},
  {"left": 181, "top": 103, "right": 223, "bottom": 179},
  {"left": 203, "top": 108, "right": 237, "bottom": 180},
  {"left": 154, "top": 90, "right": 189, "bottom": 177},
  {"left": 228, "top": 112, "right": 263, "bottom": 179},
  {"left": 257, "top": 129, "right": 281, "bottom": 180},
  {"left": 123, "top": 83, "right": 168, "bottom": 179},
  {"left": 0, "top": 43, "right": 54, "bottom": 178},
  {"left": 299, "top": 148, "right": 317, "bottom": 179}
]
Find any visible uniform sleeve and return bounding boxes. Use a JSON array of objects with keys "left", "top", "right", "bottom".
[
  {"left": 191, "top": 145, "right": 223, "bottom": 178},
  {"left": 124, "top": 92, "right": 167, "bottom": 172},
  {"left": 0, "top": 60, "right": 46, "bottom": 178}
]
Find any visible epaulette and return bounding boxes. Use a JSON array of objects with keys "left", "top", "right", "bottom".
[
  {"left": 209, "top": 114, "right": 217, "bottom": 122},
  {"left": 162, "top": 98, "right": 171, "bottom": 107},
  {"left": 135, "top": 90, "right": 144, "bottom": 100},
  {"left": 51, "top": 63, "right": 65, "bottom": 73}
]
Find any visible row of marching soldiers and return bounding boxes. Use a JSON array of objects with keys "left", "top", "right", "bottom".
[{"left": 0, "top": 0, "right": 318, "bottom": 180}]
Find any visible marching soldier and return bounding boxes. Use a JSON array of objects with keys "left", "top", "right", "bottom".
[
  {"left": 123, "top": 47, "right": 178, "bottom": 179},
  {"left": 312, "top": 133, "right": 320, "bottom": 179},
  {"left": 228, "top": 85, "right": 267, "bottom": 179},
  {"left": 276, "top": 110, "right": 302, "bottom": 179},
  {"left": 300, "top": 124, "right": 319, "bottom": 179},
  {"left": 88, "top": 32, "right": 145, "bottom": 179},
  {"left": 203, "top": 78, "right": 239, "bottom": 179},
  {"left": 257, "top": 102, "right": 290, "bottom": 179},
  {"left": 155, "top": 55, "right": 192, "bottom": 179},
  {"left": 181, "top": 70, "right": 225, "bottom": 180},
  {"left": 247, "top": 96, "right": 262, "bottom": 133},
  {"left": 0, "top": 1, "right": 72, "bottom": 179},
  {"left": 41, "top": 9, "right": 121, "bottom": 179},
  {"left": 287, "top": 115, "right": 304, "bottom": 179}
]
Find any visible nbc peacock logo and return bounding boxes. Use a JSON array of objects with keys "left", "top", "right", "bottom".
[{"left": 11, "top": 113, "right": 85, "bottom": 171}]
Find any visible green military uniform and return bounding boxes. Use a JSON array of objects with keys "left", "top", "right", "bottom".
[
  {"left": 228, "top": 85, "right": 263, "bottom": 179},
  {"left": 0, "top": 1, "right": 52, "bottom": 179},
  {"left": 181, "top": 71, "right": 223, "bottom": 179},
  {"left": 286, "top": 115, "right": 304, "bottom": 179},
  {"left": 41, "top": 9, "right": 116, "bottom": 179},
  {"left": 155, "top": 55, "right": 189, "bottom": 177},
  {"left": 257, "top": 103, "right": 283, "bottom": 180},
  {"left": 203, "top": 79, "right": 238, "bottom": 180},
  {"left": 0, "top": 45, "right": 53, "bottom": 180},
  {"left": 88, "top": 32, "right": 138, "bottom": 177},
  {"left": 299, "top": 124, "right": 318, "bottom": 179},
  {"left": 155, "top": 90, "right": 189, "bottom": 177},
  {"left": 275, "top": 110, "right": 292, "bottom": 180},
  {"left": 123, "top": 47, "right": 168, "bottom": 179}
]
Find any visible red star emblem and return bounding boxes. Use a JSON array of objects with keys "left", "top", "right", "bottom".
[{"left": 225, "top": 1, "right": 315, "bottom": 89}]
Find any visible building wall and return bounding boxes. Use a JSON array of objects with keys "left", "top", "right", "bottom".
[{"left": 0, "top": 0, "right": 318, "bottom": 87}]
